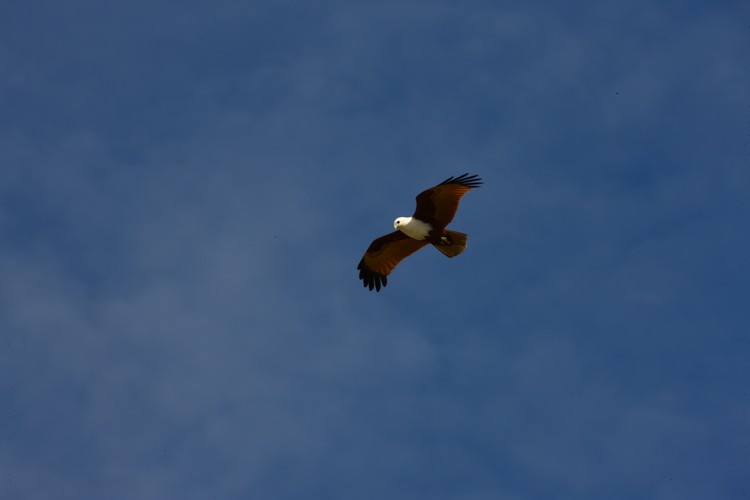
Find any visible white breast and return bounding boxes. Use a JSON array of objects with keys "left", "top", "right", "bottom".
[{"left": 398, "top": 217, "right": 432, "bottom": 240}]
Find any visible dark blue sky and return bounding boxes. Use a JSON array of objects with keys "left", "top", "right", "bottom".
[{"left": 1, "top": 1, "right": 748, "bottom": 498}]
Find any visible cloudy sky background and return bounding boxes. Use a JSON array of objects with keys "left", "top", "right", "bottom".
[{"left": 1, "top": 0, "right": 748, "bottom": 498}]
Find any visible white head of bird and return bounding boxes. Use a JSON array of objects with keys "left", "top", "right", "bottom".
[{"left": 393, "top": 216, "right": 431, "bottom": 240}]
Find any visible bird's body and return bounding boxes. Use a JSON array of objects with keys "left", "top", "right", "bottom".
[{"left": 357, "top": 173, "right": 482, "bottom": 292}]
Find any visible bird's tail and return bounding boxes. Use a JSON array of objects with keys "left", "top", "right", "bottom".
[{"left": 433, "top": 230, "right": 468, "bottom": 258}]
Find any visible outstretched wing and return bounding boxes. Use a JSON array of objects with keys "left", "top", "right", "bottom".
[
  {"left": 357, "top": 231, "right": 429, "bottom": 292},
  {"left": 413, "top": 173, "right": 482, "bottom": 227}
]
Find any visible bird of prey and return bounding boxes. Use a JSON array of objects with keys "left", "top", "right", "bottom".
[{"left": 357, "top": 173, "right": 482, "bottom": 292}]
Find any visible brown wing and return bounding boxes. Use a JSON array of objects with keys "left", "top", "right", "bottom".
[
  {"left": 413, "top": 173, "right": 482, "bottom": 227},
  {"left": 357, "top": 231, "right": 429, "bottom": 292}
]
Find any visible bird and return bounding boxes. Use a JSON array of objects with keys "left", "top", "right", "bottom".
[{"left": 357, "top": 173, "right": 482, "bottom": 292}]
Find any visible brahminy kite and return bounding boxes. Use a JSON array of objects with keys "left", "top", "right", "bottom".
[{"left": 357, "top": 173, "right": 482, "bottom": 292}]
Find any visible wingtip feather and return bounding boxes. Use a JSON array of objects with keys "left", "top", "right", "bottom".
[
  {"left": 357, "top": 258, "right": 387, "bottom": 292},
  {"left": 439, "top": 173, "right": 483, "bottom": 189}
]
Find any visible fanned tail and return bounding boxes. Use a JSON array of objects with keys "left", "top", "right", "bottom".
[{"left": 433, "top": 230, "right": 468, "bottom": 258}]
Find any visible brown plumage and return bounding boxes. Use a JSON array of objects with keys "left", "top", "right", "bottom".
[{"left": 357, "top": 173, "right": 482, "bottom": 292}]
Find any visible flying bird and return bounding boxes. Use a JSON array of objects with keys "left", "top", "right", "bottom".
[{"left": 357, "top": 173, "right": 482, "bottom": 292}]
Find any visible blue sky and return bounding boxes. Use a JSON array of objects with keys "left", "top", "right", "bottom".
[{"left": 1, "top": 0, "right": 748, "bottom": 498}]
